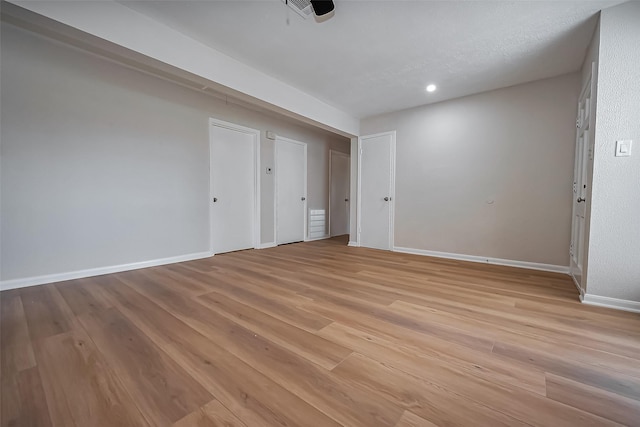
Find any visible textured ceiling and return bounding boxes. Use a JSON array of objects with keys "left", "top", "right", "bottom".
[{"left": 122, "top": 0, "right": 620, "bottom": 119}]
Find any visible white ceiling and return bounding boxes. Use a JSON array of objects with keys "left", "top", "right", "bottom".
[{"left": 122, "top": 0, "right": 620, "bottom": 119}]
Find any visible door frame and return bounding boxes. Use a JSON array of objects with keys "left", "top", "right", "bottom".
[
  {"left": 274, "top": 136, "right": 308, "bottom": 244},
  {"left": 569, "top": 63, "right": 595, "bottom": 291},
  {"left": 329, "top": 149, "right": 350, "bottom": 237},
  {"left": 209, "top": 118, "right": 261, "bottom": 254},
  {"left": 357, "top": 130, "right": 397, "bottom": 250}
]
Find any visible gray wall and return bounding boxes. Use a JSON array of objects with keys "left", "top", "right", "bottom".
[
  {"left": 0, "top": 23, "right": 349, "bottom": 281},
  {"left": 585, "top": 2, "right": 640, "bottom": 301},
  {"left": 361, "top": 73, "right": 580, "bottom": 266}
]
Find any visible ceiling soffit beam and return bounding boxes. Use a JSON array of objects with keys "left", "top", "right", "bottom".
[{"left": 5, "top": 1, "right": 359, "bottom": 138}]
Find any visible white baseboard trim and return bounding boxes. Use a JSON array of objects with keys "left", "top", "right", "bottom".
[
  {"left": 0, "top": 250, "right": 214, "bottom": 292},
  {"left": 257, "top": 242, "right": 277, "bottom": 249},
  {"left": 305, "top": 235, "right": 330, "bottom": 242},
  {"left": 581, "top": 293, "right": 640, "bottom": 314},
  {"left": 392, "top": 246, "right": 569, "bottom": 274},
  {"left": 347, "top": 241, "right": 359, "bottom": 247}
]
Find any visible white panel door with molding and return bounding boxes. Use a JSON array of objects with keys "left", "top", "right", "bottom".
[
  {"left": 330, "top": 151, "right": 350, "bottom": 236},
  {"left": 359, "top": 131, "right": 395, "bottom": 250},
  {"left": 210, "top": 120, "right": 259, "bottom": 254},
  {"left": 570, "top": 66, "right": 594, "bottom": 290},
  {"left": 276, "top": 137, "right": 307, "bottom": 245}
]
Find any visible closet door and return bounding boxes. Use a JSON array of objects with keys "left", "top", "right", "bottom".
[
  {"left": 276, "top": 137, "right": 307, "bottom": 245},
  {"left": 330, "top": 150, "right": 350, "bottom": 236},
  {"left": 210, "top": 120, "right": 258, "bottom": 254},
  {"left": 359, "top": 131, "right": 395, "bottom": 250}
]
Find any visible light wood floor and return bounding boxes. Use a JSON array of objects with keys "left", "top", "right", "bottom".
[{"left": 2, "top": 236, "right": 640, "bottom": 426}]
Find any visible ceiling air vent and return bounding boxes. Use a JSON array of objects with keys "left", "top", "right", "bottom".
[{"left": 282, "top": 0, "right": 313, "bottom": 19}]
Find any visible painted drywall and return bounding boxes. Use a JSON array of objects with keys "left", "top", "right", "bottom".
[
  {"left": 361, "top": 73, "right": 580, "bottom": 266},
  {"left": 6, "top": 1, "right": 359, "bottom": 137},
  {"left": 123, "top": 1, "right": 608, "bottom": 119},
  {"left": 0, "top": 23, "right": 349, "bottom": 282},
  {"left": 584, "top": 1, "right": 640, "bottom": 301}
]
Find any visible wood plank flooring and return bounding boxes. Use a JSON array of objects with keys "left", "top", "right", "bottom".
[{"left": 2, "top": 236, "right": 640, "bottom": 426}]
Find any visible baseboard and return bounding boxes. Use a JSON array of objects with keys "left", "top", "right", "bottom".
[
  {"left": 581, "top": 293, "right": 640, "bottom": 314},
  {"left": 0, "top": 250, "right": 214, "bottom": 291},
  {"left": 392, "top": 246, "right": 569, "bottom": 274},
  {"left": 257, "top": 242, "right": 277, "bottom": 249},
  {"left": 570, "top": 273, "right": 585, "bottom": 298},
  {"left": 347, "top": 241, "right": 359, "bottom": 247},
  {"left": 305, "top": 235, "right": 330, "bottom": 242}
]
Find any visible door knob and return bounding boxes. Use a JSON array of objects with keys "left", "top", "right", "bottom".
[
  {"left": 213, "top": 197, "right": 218, "bottom": 203},
  {"left": 577, "top": 197, "right": 586, "bottom": 203},
  {"left": 384, "top": 197, "right": 390, "bottom": 201},
  {"left": 345, "top": 198, "right": 349, "bottom": 202},
  {"left": 301, "top": 197, "right": 306, "bottom": 201}
]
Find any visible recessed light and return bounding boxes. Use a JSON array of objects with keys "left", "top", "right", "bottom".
[{"left": 426, "top": 84, "right": 437, "bottom": 93}]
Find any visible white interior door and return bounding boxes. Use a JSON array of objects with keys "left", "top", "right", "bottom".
[
  {"left": 330, "top": 151, "right": 350, "bottom": 236},
  {"left": 276, "top": 138, "right": 306, "bottom": 245},
  {"left": 570, "top": 67, "right": 594, "bottom": 289},
  {"left": 210, "top": 120, "right": 258, "bottom": 254},
  {"left": 359, "top": 132, "right": 395, "bottom": 250}
]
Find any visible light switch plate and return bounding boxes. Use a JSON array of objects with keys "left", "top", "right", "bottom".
[{"left": 615, "top": 140, "right": 632, "bottom": 157}]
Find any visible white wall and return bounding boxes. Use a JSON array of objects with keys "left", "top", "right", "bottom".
[
  {"left": 5, "top": 0, "right": 360, "bottom": 137},
  {"left": 0, "top": 23, "right": 349, "bottom": 283},
  {"left": 584, "top": 1, "right": 640, "bottom": 302},
  {"left": 361, "top": 73, "right": 580, "bottom": 267}
]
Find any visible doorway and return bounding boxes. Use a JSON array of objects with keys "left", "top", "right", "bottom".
[
  {"left": 209, "top": 119, "right": 260, "bottom": 254},
  {"left": 570, "top": 65, "right": 595, "bottom": 291},
  {"left": 275, "top": 137, "right": 307, "bottom": 245},
  {"left": 358, "top": 131, "right": 396, "bottom": 250}
]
